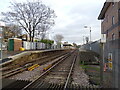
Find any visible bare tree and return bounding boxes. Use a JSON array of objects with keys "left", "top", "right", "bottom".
[
  {"left": 54, "top": 34, "right": 64, "bottom": 43},
  {"left": 3, "top": 24, "right": 22, "bottom": 40},
  {"left": 54, "top": 34, "right": 64, "bottom": 48},
  {"left": 9, "top": 24, "right": 22, "bottom": 37},
  {"left": 37, "top": 24, "right": 51, "bottom": 40},
  {"left": 1, "top": 1, "right": 56, "bottom": 42}
]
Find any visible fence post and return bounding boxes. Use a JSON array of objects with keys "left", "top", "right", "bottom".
[{"left": 100, "top": 43, "right": 104, "bottom": 87}]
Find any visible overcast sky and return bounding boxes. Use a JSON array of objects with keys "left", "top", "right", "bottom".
[{"left": 0, "top": 0, "right": 105, "bottom": 44}]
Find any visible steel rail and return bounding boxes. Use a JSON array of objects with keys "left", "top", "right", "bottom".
[
  {"left": 2, "top": 51, "right": 70, "bottom": 78},
  {"left": 64, "top": 55, "right": 77, "bottom": 89},
  {"left": 1, "top": 50, "right": 67, "bottom": 71},
  {"left": 22, "top": 51, "right": 73, "bottom": 90}
]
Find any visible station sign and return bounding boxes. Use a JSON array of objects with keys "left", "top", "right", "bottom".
[
  {"left": 108, "top": 62, "right": 112, "bottom": 70},
  {"left": 101, "top": 34, "right": 106, "bottom": 43},
  {"left": 108, "top": 53, "right": 112, "bottom": 61},
  {"left": 108, "top": 53, "right": 113, "bottom": 70}
]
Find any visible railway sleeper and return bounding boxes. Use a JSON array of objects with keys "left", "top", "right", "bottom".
[
  {"left": 2, "top": 79, "right": 31, "bottom": 89},
  {"left": 28, "top": 81, "right": 99, "bottom": 89}
]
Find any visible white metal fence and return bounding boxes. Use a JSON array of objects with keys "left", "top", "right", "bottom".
[
  {"left": 22, "top": 41, "right": 47, "bottom": 50},
  {"left": 4, "top": 41, "right": 63, "bottom": 51}
]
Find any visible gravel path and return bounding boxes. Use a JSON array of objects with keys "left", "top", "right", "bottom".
[
  {"left": 10, "top": 64, "right": 47, "bottom": 81},
  {"left": 9, "top": 55, "right": 66, "bottom": 81},
  {"left": 72, "top": 52, "right": 90, "bottom": 86}
]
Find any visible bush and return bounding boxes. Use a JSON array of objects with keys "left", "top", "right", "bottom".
[{"left": 40, "top": 39, "right": 54, "bottom": 45}]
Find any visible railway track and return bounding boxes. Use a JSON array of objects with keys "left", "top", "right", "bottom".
[
  {"left": 2, "top": 50, "right": 74, "bottom": 89},
  {"left": 1, "top": 50, "right": 66, "bottom": 71},
  {"left": 22, "top": 49, "right": 77, "bottom": 89},
  {"left": 2, "top": 49, "right": 99, "bottom": 89},
  {"left": 2, "top": 50, "right": 71, "bottom": 78}
]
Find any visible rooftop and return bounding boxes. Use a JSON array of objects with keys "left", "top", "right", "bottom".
[{"left": 98, "top": 2, "right": 111, "bottom": 20}]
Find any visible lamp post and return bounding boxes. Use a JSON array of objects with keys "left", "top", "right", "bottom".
[
  {"left": 46, "top": 32, "right": 49, "bottom": 49},
  {"left": 83, "top": 36, "right": 84, "bottom": 44},
  {"left": 0, "top": 27, "right": 3, "bottom": 60},
  {"left": 84, "top": 26, "right": 92, "bottom": 50},
  {"left": 100, "top": 34, "right": 106, "bottom": 87},
  {"left": 0, "top": 22, "right": 5, "bottom": 60}
]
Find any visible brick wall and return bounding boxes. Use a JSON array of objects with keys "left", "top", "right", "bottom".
[
  {"left": 101, "top": 2, "right": 120, "bottom": 41},
  {"left": 14, "top": 39, "right": 22, "bottom": 51}
]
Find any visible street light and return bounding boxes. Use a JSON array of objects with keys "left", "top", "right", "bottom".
[
  {"left": 0, "top": 22, "right": 5, "bottom": 60},
  {"left": 84, "top": 26, "right": 92, "bottom": 50},
  {"left": 83, "top": 36, "right": 85, "bottom": 44},
  {"left": 83, "top": 36, "right": 84, "bottom": 44}
]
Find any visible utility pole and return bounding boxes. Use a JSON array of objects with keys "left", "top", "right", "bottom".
[
  {"left": 0, "top": 22, "right": 5, "bottom": 60},
  {"left": 90, "top": 27, "right": 91, "bottom": 50},
  {"left": 0, "top": 27, "right": 3, "bottom": 60},
  {"left": 84, "top": 26, "right": 92, "bottom": 50},
  {"left": 83, "top": 36, "right": 85, "bottom": 44},
  {"left": 100, "top": 34, "right": 106, "bottom": 87},
  {"left": 100, "top": 43, "right": 104, "bottom": 87}
]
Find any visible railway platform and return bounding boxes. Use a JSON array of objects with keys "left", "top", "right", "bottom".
[
  {"left": 1, "top": 50, "right": 24, "bottom": 60},
  {"left": 0, "top": 49, "right": 66, "bottom": 64}
]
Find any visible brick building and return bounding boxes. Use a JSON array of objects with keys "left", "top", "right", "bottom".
[
  {"left": 98, "top": 2, "right": 120, "bottom": 41},
  {"left": 98, "top": 1, "right": 120, "bottom": 89}
]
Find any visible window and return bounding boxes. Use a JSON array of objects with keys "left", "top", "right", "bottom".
[
  {"left": 119, "top": 9, "right": 120, "bottom": 22},
  {"left": 112, "top": 16, "right": 115, "bottom": 25},
  {"left": 106, "top": 31, "right": 108, "bottom": 38},
  {"left": 119, "top": 31, "right": 120, "bottom": 38},
  {"left": 112, "top": 33, "right": 115, "bottom": 40}
]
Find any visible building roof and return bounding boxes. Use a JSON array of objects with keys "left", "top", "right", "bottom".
[{"left": 98, "top": 2, "right": 111, "bottom": 20}]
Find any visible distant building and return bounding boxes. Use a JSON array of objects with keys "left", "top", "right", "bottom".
[
  {"left": 62, "top": 42, "right": 76, "bottom": 49},
  {"left": 98, "top": 1, "right": 120, "bottom": 89}
]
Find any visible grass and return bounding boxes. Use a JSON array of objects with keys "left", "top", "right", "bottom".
[
  {"left": 80, "top": 64, "right": 100, "bottom": 71},
  {"left": 80, "top": 64, "right": 87, "bottom": 69},
  {"left": 89, "top": 76, "right": 100, "bottom": 85},
  {"left": 80, "top": 64, "right": 100, "bottom": 85}
]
